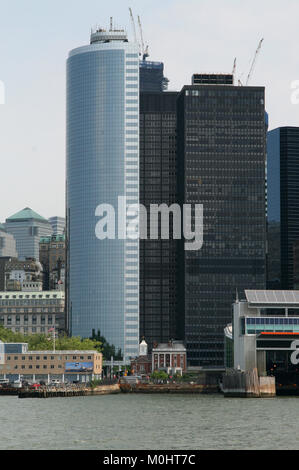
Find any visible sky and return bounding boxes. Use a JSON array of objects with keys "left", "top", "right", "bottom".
[{"left": 0, "top": 0, "right": 299, "bottom": 222}]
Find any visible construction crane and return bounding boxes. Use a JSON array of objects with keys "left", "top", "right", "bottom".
[
  {"left": 232, "top": 58, "right": 236, "bottom": 84},
  {"left": 129, "top": 7, "right": 138, "bottom": 45},
  {"left": 245, "top": 38, "right": 264, "bottom": 86},
  {"left": 232, "top": 57, "right": 237, "bottom": 75},
  {"left": 137, "top": 15, "right": 149, "bottom": 61}
]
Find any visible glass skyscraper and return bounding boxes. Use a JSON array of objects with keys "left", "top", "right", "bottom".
[
  {"left": 66, "top": 26, "right": 140, "bottom": 362},
  {"left": 267, "top": 127, "right": 299, "bottom": 289}
]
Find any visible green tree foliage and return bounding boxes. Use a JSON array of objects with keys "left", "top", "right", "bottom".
[
  {"left": 0, "top": 326, "right": 102, "bottom": 352},
  {"left": 151, "top": 370, "right": 169, "bottom": 381},
  {"left": 90, "top": 329, "right": 123, "bottom": 360}
]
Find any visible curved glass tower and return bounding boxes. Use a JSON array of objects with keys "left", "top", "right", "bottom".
[{"left": 66, "top": 26, "right": 139, "bottom": 362}]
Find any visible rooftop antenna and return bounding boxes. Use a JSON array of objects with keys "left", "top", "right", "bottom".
[{"left": 137, "top": 15, "right": 149, "bottom": 61}]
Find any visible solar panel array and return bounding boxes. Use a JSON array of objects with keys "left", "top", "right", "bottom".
[{"left": 245, "top": 290, "right": 299, "bottom": 305}]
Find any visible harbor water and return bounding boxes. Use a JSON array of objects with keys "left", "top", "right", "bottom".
[{"left": 1, "top": 394, "right": 299, "bottom": 450}]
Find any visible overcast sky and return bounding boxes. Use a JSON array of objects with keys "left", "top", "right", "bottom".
[{"left": 0, "top": 0, "right": 298, "bottom": 222}]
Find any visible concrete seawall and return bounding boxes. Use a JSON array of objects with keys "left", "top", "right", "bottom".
[
  {"left": 222, "top": 369, "right": 276, "bottom": 398},
  {"left": 120, "top": 383, "right": 219, "bottom": 394},
  {"left": 18, "top": 384, "right": 121, "bottom": 398}
]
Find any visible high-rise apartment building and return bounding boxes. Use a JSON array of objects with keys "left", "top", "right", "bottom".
[
  {"left": 139, "top": 92, "right": 178, "bottom": 348},
  {"left": 66, "top": 24, "right": 140, "bottom": 362},
  {"left": 4, "top": 208, "right": 53, "bottom": 262},
  {"left": 177, "top": 75, "right": 267, "bottom": 367},
  {"left": 267, "top": 127, "right": 299, "bottom": 289}
]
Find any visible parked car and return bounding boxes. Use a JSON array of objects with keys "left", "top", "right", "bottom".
[
  {"left": 0, "top": 378, "right": 9, "bottom": 385},
  {"left": 12, "top": 380, "right": 22, "bottom": 389},
  {"left": 51, "top": 379, "right": 61, "bottom": 385}
]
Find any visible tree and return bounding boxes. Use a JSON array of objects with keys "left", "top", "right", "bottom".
[
  {"left": 90, "top": 329, "right": 123, "bottom": 360},
  {"left": 0, "top": 327, "right": 102, "bottom": 353},
  {"left": 151, "top": 370, "right": 169, "bottom": 382}
]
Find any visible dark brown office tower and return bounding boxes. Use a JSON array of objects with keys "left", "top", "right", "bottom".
[
  {"left": 139, "top": 92, "right": 179, "bottom": 349},
  {"left": 177, "top": 77, "right": 267, "bottom": 367},
  {"left": 39, "top": 234, "right": 65, "bottom": 290}
]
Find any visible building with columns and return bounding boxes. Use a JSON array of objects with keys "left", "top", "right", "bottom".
[{"left": 152, "top": 341, "right": 187, "bottom": 375}]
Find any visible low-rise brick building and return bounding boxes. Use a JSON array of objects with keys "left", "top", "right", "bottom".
[{"left": 0, "top": 341, "right": 102, "bottom": 383}]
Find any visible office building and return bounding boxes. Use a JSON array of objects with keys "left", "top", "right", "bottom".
[
  {"left": 139, "top": 92, "right": 179, "bottom": 348},
  {"left": 177, "top": 75, "right": 267, "bottom": 367},
  {"left": 66, "top": 24, "right": 140, "bottom": 362},
  {"left": 0, "top": 224, "right": 18, "bottom": 258},
  {"left": 140, "top": 60, "right": 169, "bottom": 92},
  {"left": 0, "top": 290, "right": 65, "bottom": 335},
  {"left": 40, "top": 234, "right": 65, "bottom": 290},
  {"left": 267, "top": 127, "right": 299, "bottom": 289},
  {"left": 5, "top": 208, "right": 53, "bottom": 262},
  {"left": 48, "top": 217, "right": 65, "bottom": 235}
]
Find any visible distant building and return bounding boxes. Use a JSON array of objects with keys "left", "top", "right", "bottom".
[
  {"left": 0, "top": 341, "right": 102, "bottom": 384},
  {"left": 0, "top": 290, "right": 65, "bottom": 335},
  {"left": 140, "top": 60, "right": 169, "bottom": 92},
  {"left": 4, "top": 258, "right": 43, "bottom": 292},
  {"left": 152, "top": 341, "right": 187, "bottom": 375},
  {"left": 48, "top": 217, "right": 65, "bottom": 235},
  {"left": 192, "top": 73, "right": 234, "bottom": 85},
  {"left": 267, "top": 127, "right": 299, "bottom": 289},
  {"left": 0, "top": 257, "right": 17, "bottom": 291},
  {"left": 0, "top": 224, "right": 18, "bottom": 258},
  {"left": 5, "top": 208, "right": 53, "bottom": 262},
  {"left": 39, "top": 234, "right": 65, "bottom": 290},
  {"left": 266, "top": 221, "right": 281, "bottom": 289}
]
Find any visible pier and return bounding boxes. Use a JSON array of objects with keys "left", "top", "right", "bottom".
[{"left": 18, "top": 384, "right": 121, "bottom": 398}]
